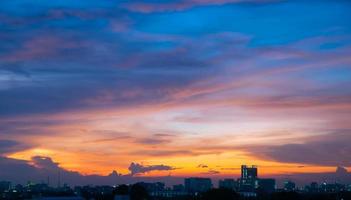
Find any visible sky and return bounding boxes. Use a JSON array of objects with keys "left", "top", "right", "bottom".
[{"left": 0, "top": 0, "right": 351, "bottom": 185}]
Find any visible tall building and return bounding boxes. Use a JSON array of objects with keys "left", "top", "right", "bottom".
[
  {"left": 184, "top": 178, "right": 212, "bottom": 193},
  {"left": 241, "top": 165, "right": 258, "bottom": 180},
  {"left": 239, "top": 165, "right": 258, "bottom": 192}
]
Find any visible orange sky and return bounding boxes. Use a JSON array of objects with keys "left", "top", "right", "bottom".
[{"left": 4, "top": 99, "right": 349, "bottom": 177}]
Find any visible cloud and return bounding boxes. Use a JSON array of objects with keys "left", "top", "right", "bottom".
[
  {"left": 31, "top": 156, "right": 61, "bottom": 171},
  {"left": 1, "top": 36, "right": 86, "bottom": 63},
  {"left": 128, "top": 162, "right": 176, "bottom": 175},
  {"left": 1, "top": 0, "right": 351, "bottom": 178},
  {"left": 122, "top": 0, "right": 280, "bottom": 13},
  {"left": 246, "top": 131, "right": 351, "bottom": 166},
  {"left": 153, "top": 133, "right": 176, "bottom": 137},
  {"left": 336, "top": 166, "right": 348, "bottom": 175},
  {"left": 0, "top": 156, "right": 82, "bottom": 185},
  {"left": 0, "top": 140, "right": 31, "bottom": 155},
  {"left": 129, "top": 150, "right": 196, "bottom": 157},
  {"left": 0, "top": 156, "right": 183, "bottom": 186},
  {"left": 197, "top": 164, "right": 209, "bottom": 168},
  {"left": 135, "top": 138, "right": 171, "bottom": 145},
  {"left": 1, "top": 23, "right": 350, "bottom": 118},
  {"left": 202, "top": 169, "right": 220, "bottom": 175},
  {"left": 275, "top": 167, "right": 351, "bottom": 186},
  {"left": 1, "top": 156, "right": 350, "bottom": 187}
]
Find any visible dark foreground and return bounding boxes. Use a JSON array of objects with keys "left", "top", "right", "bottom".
[{"left": 1, "top": 185, "right": 351, "bottom": 200}]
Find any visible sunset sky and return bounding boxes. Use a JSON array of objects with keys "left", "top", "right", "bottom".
[{"left": 1, "top": 0, "right": 351, "bottom": 181}]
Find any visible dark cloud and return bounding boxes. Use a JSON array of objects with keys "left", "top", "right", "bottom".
[
  {"left": 336, "top": 166, "right": 348, "bottom": 175},
  {"left": 0, "top": 140, "right": 31, "bottom": 155},
  {"left": 202, "top": 169, "right": 220, "bottom": 175},
  {"left": 31, "top": 156, "right": 61, "bottom": 171},
  {"left": 128, "top": 162, "right": 176, "bottom": 176},
  {"left": 0, "top": 3, "right": 211, "bottom": 117},
  {"left": 1, "top": 3, "right": 350, "bottom": 119},
  {"left": 0, "top": 156, "right": 183, "bottom": 186},
  {"left": 0, "top": 156, "right": 81, "bottom": 185},
  {"left": 246, "top": 131, "right": 351, "bottom": 166},
  {"left": 274, "top": 167, "right": 351, "bottom": 187},
  {"left": 1, "top": 2, "right": 267, "bottom": 118},
  {"left": 197, "top": 164, "right": 208, "bottom": 168}
]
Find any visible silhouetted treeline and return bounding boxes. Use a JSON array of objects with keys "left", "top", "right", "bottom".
[
  {"left": 146, "top": 189, "right": 351, "bottom": 200},
  {"left": 1, "top": 184, "right": 351, "bottom": 200}
]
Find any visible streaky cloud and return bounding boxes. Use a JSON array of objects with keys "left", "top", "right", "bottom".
[{"left": 245, "top": 130, "right": 351, "bottom": 166}]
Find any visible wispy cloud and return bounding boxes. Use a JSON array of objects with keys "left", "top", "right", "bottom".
[
  {"left": 122, "top": 0, "right": 281, "bottom": 13},
  {"left": 244, "top": 130, "right": 351, "bottom": 166},
  {"left": 0, "top": 140, "right": 32, "bottom": 156}
]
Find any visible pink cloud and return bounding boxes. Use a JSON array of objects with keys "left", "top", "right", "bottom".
[
  {"left": 123, "top": 0, "right": 280, "bottom": 13},
  {"left": 2, "top": 35, "right": 88, "bottom": 63}
]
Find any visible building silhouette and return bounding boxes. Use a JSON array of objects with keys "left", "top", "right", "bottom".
[
  {"left": 218, "top": 179, "right": 238, "bottom": 191},
  {"left": 241, "top": 165, "right": 258, "bottom": 180},
  {"left": 184, "top": 178, "right": 212, "bottom": 193},
  {"left": 239, "top": 165, "right": 258, "bottom": 193},
  {"left": 258, "top": 178, "right": 276, "bottom": 194},
  {"left": 284, "top": 180, "right": 296, "bottom": 191}
]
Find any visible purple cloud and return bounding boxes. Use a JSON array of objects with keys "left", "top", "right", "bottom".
[
  {"left": 0, "top": 140, "right": 31, "bottom": 155},
  {"left": 122, "top": 0, "right": 280, "bottom": 13},
  {"left": 128, "top": 162, "right": 176, "bottom": 175},
  {"left": 275, "top": 167, "right": 351, "bottom": 187},
  {"left": 1, "top": 0, "right": 351, "bottom": 180},
  {"left": 31, "top": 156, "right": 61, "bottom": 171},
  {"left": 129, "top": 150, "right": 195, "bottom": 157},
  {"left": 135, "top": 138, "right": 171, "bottom": 145},
  {"left": 246, "top": 130, "right": 351, "bottom": 166}
]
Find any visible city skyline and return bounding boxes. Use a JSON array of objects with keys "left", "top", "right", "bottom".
[
  {"left": 0, "top": 164, "right": 350, "bottom": 188},
  {"left": 1, "top": 164, "right": 350, "bottom": 200},
  {"left": 1, "top": 0, "right": 351, "bottom": 186},
  {"left": 1, "top": 157, "right": 350, "bottom": 187}
]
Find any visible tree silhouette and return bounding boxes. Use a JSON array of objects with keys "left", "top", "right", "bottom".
[
  {"left": 270, "top": 192, "right": 301, "bottom": 200},
  {"left": 130, "top": 184, "right": 150, "bottom": 200}
]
